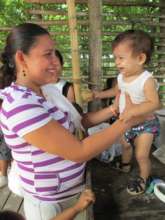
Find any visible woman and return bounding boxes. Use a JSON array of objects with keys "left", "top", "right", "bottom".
[
  {"left": 54, "top": 49, "right": 75, "bottom": 103},
  {"left": 0, "top": 23, "right": 141, "bottom": 220}
]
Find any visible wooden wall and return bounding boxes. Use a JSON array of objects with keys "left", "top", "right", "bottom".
[{"left": 1, "top": 0, "right": 165, "bottom": 105}]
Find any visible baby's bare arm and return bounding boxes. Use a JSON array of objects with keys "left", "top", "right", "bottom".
[
  {"left": 93, "top": 84, "right": 118, "bottom": 99},
  {"left": 52, "top": 189, "right": 95, "bottom": 220},
  {"left": 132, "top": 78, "right": 160, "bottom": 115},
  {"left": 120, "top": 78, "right": 161, "bottom": 121}
]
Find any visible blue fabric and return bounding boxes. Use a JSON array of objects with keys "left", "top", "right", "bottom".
[{"left": 125, "top": 117, "right": 160, "bottom": 144}]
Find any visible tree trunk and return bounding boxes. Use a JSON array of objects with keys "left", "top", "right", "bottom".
[{"left": 88, "top": 0, "right": 102, "bottom": 111}]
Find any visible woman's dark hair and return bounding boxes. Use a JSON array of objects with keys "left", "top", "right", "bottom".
[
  {"left": 0, "top": 23, "right": 49, "bottom": 88},
  {"left": 55, "top": 49, "right": 64, "bottom": 66},
  {"left": 0, "top": 210, "right": 25, "bottom": 220},
  {"left": 112, "top": 29, "right": 154, "bottom": 64}
]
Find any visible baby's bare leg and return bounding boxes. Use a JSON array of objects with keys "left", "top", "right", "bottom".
[
  {"left": 121, "top": 137, "right": 133, "bottom": 164},
  {"left": 134, "top": 133, "right": 153, "bottom": 181}
]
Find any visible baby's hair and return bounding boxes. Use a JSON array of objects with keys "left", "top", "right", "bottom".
[
  {"left": 0, "top": 23, "right": 49, "bottom": 88},
  {"left": 55, "top": 49, "right": 64, "bottom": 66},
  {"left": 112, "top": 30, "right": 154, "bottom": 64}
]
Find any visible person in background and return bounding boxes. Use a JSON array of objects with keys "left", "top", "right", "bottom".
[
  {"left": 93, "top": 77, "right": 117, "bottom": 106},
  {"left": 108, "top": 29, "right": 160, "bottom": 195},
  {"left": 0, "top": 71, "right": 12, "bottom": 188},
  {"left": 91, "top": 77, "right": 121, "bottom": 163},
  {"left": 0, "top": 129, "right": 12, "bottom": 188},
  {"left": 54, "top": 49, "right": 75, "bottom": 103},
  {"left": 0, "top": 23, "right": 143, "bottom": 220},
  {"left": 53, "top": 49, "right": 85, "bottom": 116},
  {"left": 93, "top": 77, "right": 118, "bottom": 124},
  {"left": 0, "top": 189, "right": 95, "bottom": 220}
]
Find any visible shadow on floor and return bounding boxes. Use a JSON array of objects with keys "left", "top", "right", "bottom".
[{"left": 90, "top": 155, "right": 165, "bottom": 220}]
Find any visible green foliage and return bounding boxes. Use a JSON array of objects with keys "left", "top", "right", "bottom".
[
  {"left": 0, "top": 0, "right": 32, "bottom": 25},
  {"left": 0, "top": 0, "right": 33, "bottom": 49},
  {"left": 0, "top": 0, "right": 164, "bottom": 94}
]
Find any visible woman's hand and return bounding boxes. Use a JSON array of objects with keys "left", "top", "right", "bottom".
[
  {"left": 120, "top": 93, "right": 146, "bottom": 125},
  {"left": 119, "top": 94, "right": 135, "bottom": 122}
]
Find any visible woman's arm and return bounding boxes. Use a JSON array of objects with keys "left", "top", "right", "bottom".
[{"left": 23, "top": 118, "right": 130, "bottom": 163}]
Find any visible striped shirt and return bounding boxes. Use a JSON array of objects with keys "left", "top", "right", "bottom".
[{"left": 0, "top": 83, "right": 85, "bottom": 203}]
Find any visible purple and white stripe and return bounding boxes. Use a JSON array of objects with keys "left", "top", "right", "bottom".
[{"left": 0, "top": 84, "right": 85, "bottom": 203}]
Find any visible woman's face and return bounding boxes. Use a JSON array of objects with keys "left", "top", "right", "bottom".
[{"left": 23, "top": 34, "right": 58, "bottom": 86}]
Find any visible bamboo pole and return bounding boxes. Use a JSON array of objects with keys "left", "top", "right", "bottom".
[
  {"left": 66, "top": 0, "right": 82, "bottom": 106},
  {"left": 158, "top": 0, "right": 165, "bottom": 105}
]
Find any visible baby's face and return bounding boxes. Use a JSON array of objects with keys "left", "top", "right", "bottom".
[{"left": 113, "top": 41, "right": 144, "bottom": 78}]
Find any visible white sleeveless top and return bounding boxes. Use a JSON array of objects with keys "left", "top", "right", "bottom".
[
  {"left": 54, "top": 79, "right": 67, "bottom": 94},
  {"left": 118, "top": 70, "right": 154, "bottom": 113}
]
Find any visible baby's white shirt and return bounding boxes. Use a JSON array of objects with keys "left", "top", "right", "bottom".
[{"left": 117, "top": 70, "right": 154, "bottom": 113}]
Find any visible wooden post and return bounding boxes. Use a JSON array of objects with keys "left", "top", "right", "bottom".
[
  {"left": 159, "top": 0, "right": 165, "bottom": 105},
  {"left": 66, "top": 0, "right": 82, "bottom": 107},
  {"left": 88, "top": 0, "right": 102, "bottom": 111}
]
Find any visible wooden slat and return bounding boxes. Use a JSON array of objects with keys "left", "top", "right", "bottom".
[
  {"left": 18, "top": 200, "right": 25, "bottom": 217},
  {"left": 26, "top": 19, "right": 88, "bottom": 26},
  {"left": 17, "top": 19, "right": 165, "bottom": 28},
  {"left": 0, "top": 186, "right": 11, "bottom": 210},
  {"left": 24, "top": 0, "right": 165, "bottom": 8},
  {"left": 28, "top": 9, "right": 87, "bottom": 16},
  {"left": 2, "top": 193, "right": 23, "bottom": 212},
  {"left": 0, "top": 187, "right": 24, "bottom": 217}
]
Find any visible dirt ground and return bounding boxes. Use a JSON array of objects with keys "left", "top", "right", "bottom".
[{"left": 90, "top": 154, "right": 165, "bottom": 220}]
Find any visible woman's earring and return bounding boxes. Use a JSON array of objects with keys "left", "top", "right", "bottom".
[{"left": 22, "top": 69, "right": 26, "bottom": 77}]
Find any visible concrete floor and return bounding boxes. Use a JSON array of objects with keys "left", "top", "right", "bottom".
[{"left": 90, "top": 154, "right": 165, "bottom": 220}]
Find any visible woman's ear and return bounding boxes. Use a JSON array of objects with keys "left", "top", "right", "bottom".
[
  {"left": 138, "top": 53, "right": 146, "bottom": 65},
  {"left": 15, "top": 50, "right": 27, "bottom": 69}
]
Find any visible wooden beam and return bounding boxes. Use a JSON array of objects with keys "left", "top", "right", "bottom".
[
  {"left": 27, "top": 9, "right": 87, "bottom": 16},
  {"left": 24, "top": 0, "right": 165, "bottom": 7}
]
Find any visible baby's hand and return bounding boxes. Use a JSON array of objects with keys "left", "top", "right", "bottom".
[
  {"left": 93, "top": 91, "right": 100, "bottom": 99},
  {"left": 81, "top": 90, "right": 94, "bottom": 102},
  {"left": 109, "top": 104, "right": 119, "bottom": 117},
  {"left": 74, "top": 189, "right": 95, "bottom": 212}
]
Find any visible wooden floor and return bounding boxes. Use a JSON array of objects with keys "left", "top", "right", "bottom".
[{"left": 0, "top": 185, "right": 24, "bottom": 216}]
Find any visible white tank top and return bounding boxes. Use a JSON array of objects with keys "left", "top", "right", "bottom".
[
  {"left": 118, "top": 70, "right": 153, "bottom": 113},
  {"left": 54, "top": 79, "right": 67, "bottom": 94}
]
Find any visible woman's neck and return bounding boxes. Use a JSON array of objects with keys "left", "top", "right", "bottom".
[{"left": 15, "top": 79, "right": 43, "bottom": 97}]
